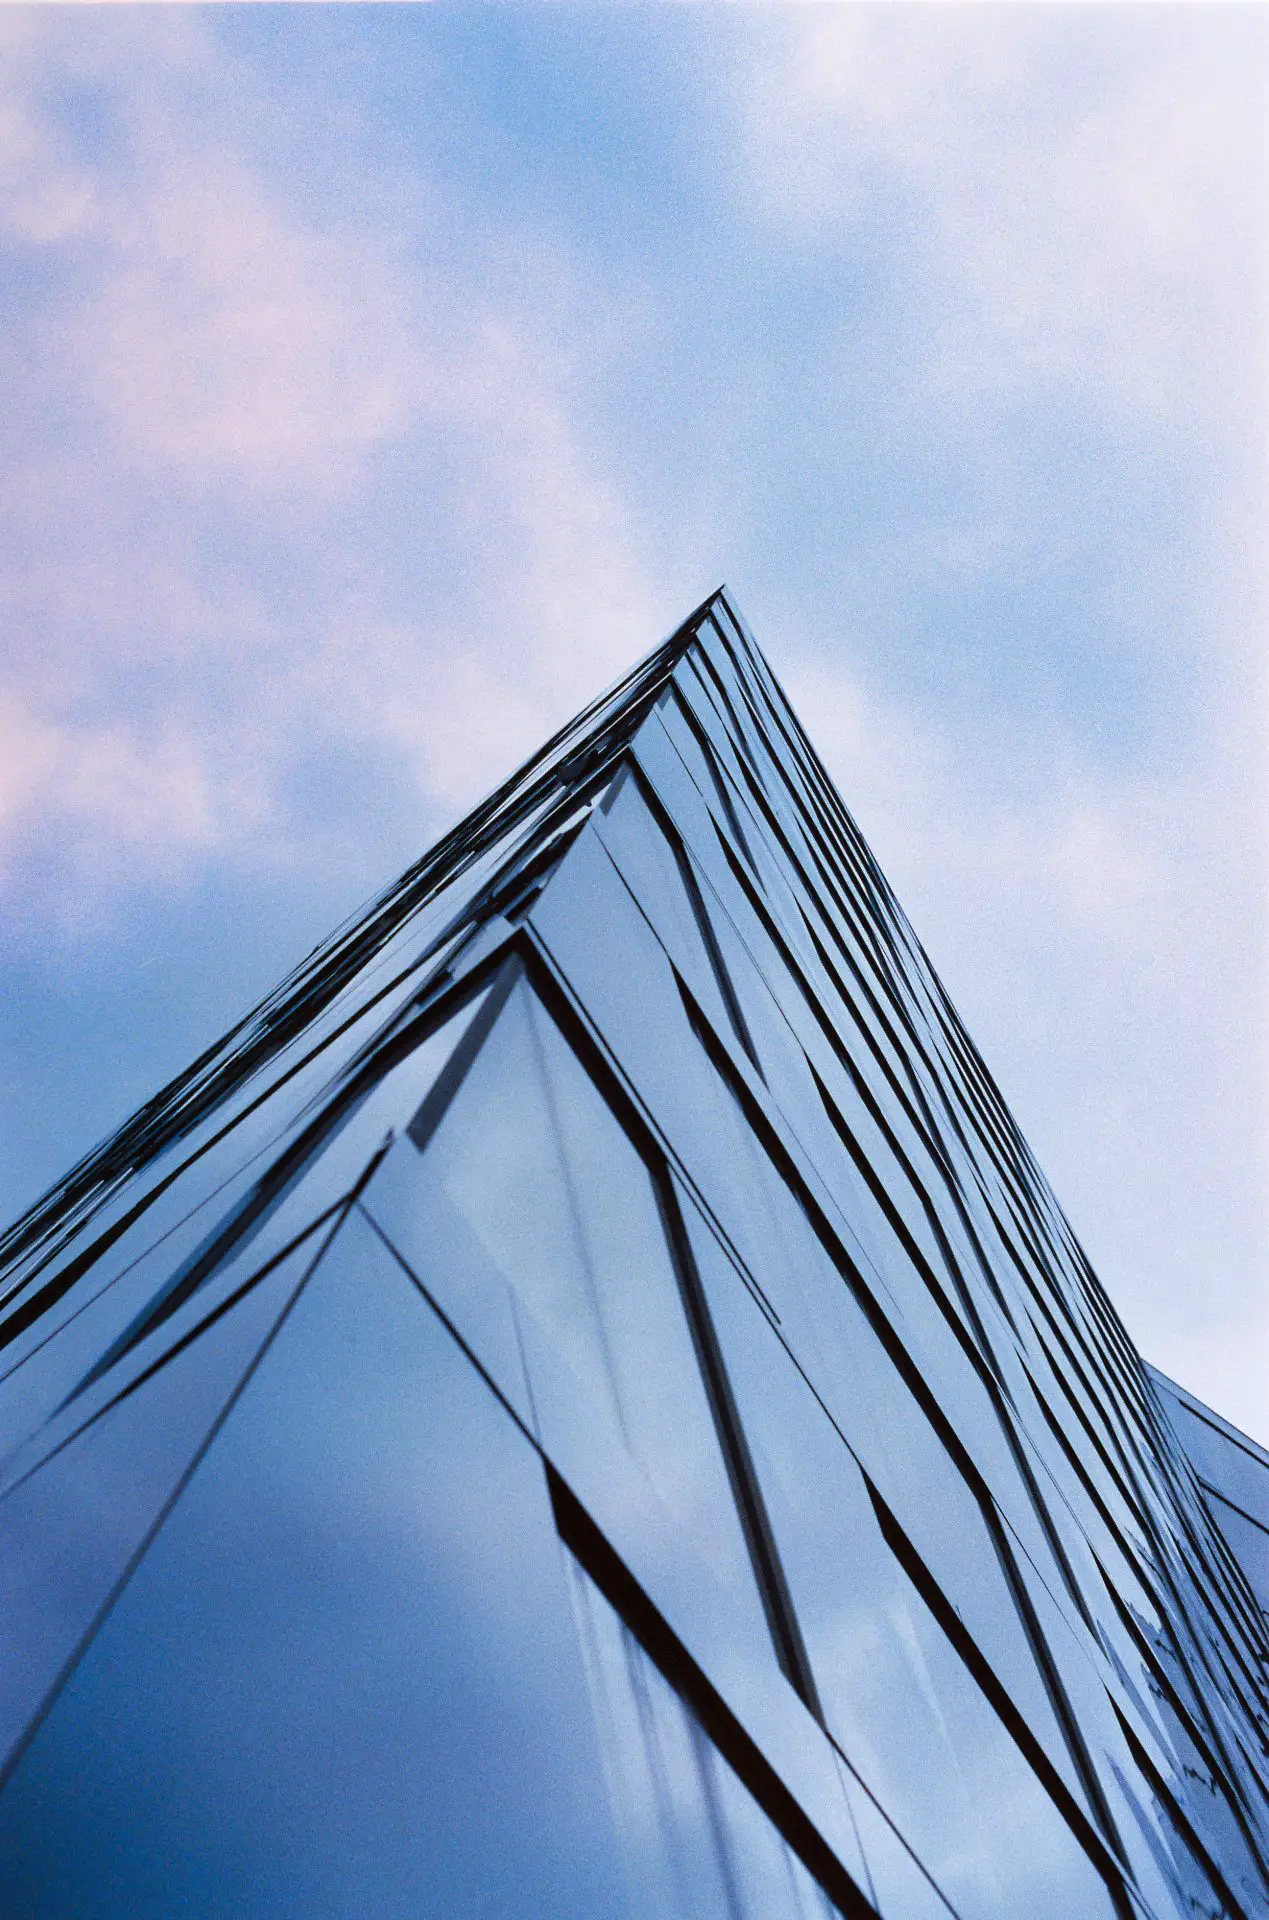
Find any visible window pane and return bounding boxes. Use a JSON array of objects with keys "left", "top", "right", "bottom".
[
  {"left": 0, "top": 1226, "right": 319, "bottom": 1780},
  {"left": 365, "top": 971, "right": 774, "bottom": 1668},
  {"left": 566, "top": 1552, "right": 842, "bottom": 1920},
  {"left": 0, "top": 1209, "right": 635, "bottom": 1920},
  {"left": 683, "top": 1197, "right": 1120, "bottom": 1920},
  {"left": 0, "top": 985, "right": 494, "bottom": 1443}
]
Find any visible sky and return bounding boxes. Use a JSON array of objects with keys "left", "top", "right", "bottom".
[{"left": 0, "top": 4, "right": 1265, "bottom": 1443}]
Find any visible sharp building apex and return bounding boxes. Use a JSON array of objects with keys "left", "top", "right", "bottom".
[{"left": 1, "top": 594, "right": 1266, "bottom": 1919}]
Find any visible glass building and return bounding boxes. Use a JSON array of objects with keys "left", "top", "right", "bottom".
[{"left": 1, "top": 591, "right": 1266, "bottom": 1920}]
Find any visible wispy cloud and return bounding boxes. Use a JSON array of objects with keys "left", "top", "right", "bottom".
[
  {"left": 0, "top": 11, "right": 664, "bottom": 924},
  {"left": 738, "top": 6, "right": 1266, "bottom": 434}
]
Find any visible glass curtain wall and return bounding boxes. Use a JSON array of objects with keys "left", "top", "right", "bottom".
[{"left": 1, "top": 591, "right": 1266, "bottom": 1920}]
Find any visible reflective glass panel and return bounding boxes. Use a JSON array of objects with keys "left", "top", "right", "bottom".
[
  {"left": 684, "top": 1198, "right": 1121, "bottom": 1920},
  {"left": 567, "top": 1553, "right": 845, "bottom": 1920},
  {"left": 361, "top": 969, "right": 778, "bottom": 1685},
  {"left": 0, "top": 1210, "right": 636, "bottom": 1919},
  {"left": 0, "top": 1226, "right": 321, "bottom": 1779}
]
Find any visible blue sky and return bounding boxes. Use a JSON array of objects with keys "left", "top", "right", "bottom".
[{"left": 0, "top": 4, "right": 1265, "bottom": 1439}]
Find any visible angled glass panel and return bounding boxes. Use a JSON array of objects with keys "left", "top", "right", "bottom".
[
  {"left": 594, "top": 771, "right": 758, "bottom": 1064},
  {"left": 1205, "top": 1501, "right": 1269, "bottom": 1620},
  {"left": 0, "top": 1149, "right": 277, "bottom": 1460},
  {"left": 529, "top": 819, "right": 757, "bottom": 1176},
  {"left": 361, "top": 967, "right": 777, "bottom": 1684},
  {"left": 1154, "top": 1375, "right": 1269, "bottom": 1543},
  {"left": 637, "top": 721, "right": 825, "bottom": 1013},
  {"left": 842, "top": 1784, "right": 958, "bottom": 1920},
  {"left": 0, "top": 762, "right": 585, "bottom": 1333},
  {"left": 631, "top": 711, "right": 761, "bottom": 916},
  {"left": 567, "top": 1555, "right": 859, "bottom": 1920},
  {"left": 665, "top": 668, "right": 767, "bottom": 872},
  {"left": 1111, "top": 1754, "right": 1253, "bottom": 1920},
  {"left": 0, "top": 916, "right": 423, "bottom": 1300},
  {"left": 0, "top": 1210, "right": 637, "bottom": 1919},
  {"left": 682, "top": 1196, "right": 1122, "bottom": 1920},
  {"left": 66, "top": 984, "right": 495, "bottom": 1406},
  {"left": 0, "top": 981, "right": 494, "bottom": 1436},
  {"left": 0, "top": 1224, "right": 322, "bottom": 1785},
  {"left": 656, "top": 695, "right": 829, "bottom": 982}
]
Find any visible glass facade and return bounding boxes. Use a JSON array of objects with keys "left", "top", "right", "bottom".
[{"left": 1, "top": 590, "right": 1266, "bottom": 1919}]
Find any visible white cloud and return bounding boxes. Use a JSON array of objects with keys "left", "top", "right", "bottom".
[
  {"left": 0, "top": 11, "right": 666, "bottom": 915},
  {"left": 77, "top": 166, "right": 411, "bottom": 493},
  {"left": 738, "top": 7, "right": 1267, "bottom": 433},
  {"left": 0, "top": 689, "right": 229, "bottom": 863}
]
